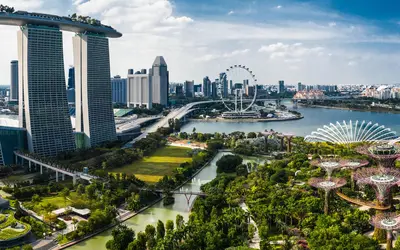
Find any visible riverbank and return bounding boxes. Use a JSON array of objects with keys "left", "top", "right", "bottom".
[
  {"left": 58, "top": 151, "right": 219, "bottom": 250},
  {"left": 188, "top": 116, "right": 303, "bottom": 123},
  {"left": 299, "top": 104, "right": 400, "bottom": 114}
]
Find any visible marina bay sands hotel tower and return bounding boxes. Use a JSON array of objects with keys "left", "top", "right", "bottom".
[{"left": 0, "top": 10, "right": 122, "bottom": 156}]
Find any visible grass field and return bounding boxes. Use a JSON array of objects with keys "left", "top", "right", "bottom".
[
  {"left": 111, "top": 146, "right": 192, "bottom": 183},
  {"left": 24, "top": 192, "right": 81, "bottom": 215}
]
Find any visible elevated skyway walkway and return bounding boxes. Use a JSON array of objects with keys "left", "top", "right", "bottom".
[
  {"left": 14, "top": 151, "right": 98, "bottom": 184},
  {"left": 336, "top": 192, "right": 390, "bottom": 210}
]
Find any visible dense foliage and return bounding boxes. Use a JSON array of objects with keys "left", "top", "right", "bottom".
[{"left": 107, "top": 175, "right": 251, "bottom": 250}]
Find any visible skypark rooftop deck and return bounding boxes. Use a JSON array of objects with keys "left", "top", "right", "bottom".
[{"left": 0, "top": 11, "right": 122, "bottom": 38}]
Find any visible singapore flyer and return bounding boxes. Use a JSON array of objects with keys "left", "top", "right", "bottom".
[{"left": 217, "top": 65, "right": 258, "bottom": 119}]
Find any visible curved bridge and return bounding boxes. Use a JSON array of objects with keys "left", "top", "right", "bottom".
[{"left": 336, "top": 191, "right": 390, "bottom": 210}]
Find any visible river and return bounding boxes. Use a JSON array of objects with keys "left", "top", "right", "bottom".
[
  {"left": 180, "top": 101, "right": 400, "bottom": 135},
  {"left": 68, "top": 152, "right": 245, "bottom": 249}
]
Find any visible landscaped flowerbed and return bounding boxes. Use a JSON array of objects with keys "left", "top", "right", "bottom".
[{"left": 0, "top": 214, "right": 31, "bottom": 241}]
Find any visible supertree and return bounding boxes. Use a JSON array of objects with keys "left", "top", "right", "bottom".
[
  {"left": 370, "top": 213, "right": 400, "bottom": 250},
  {"left": 340, "top": 159, "right": 369, "bottom": 189},
  {"left": 353, "top": 167, "right": 400, "bottom": 207},
  {"left": 356, "top": 144, "right": 400, "bottom": 168},
  {"left": 310, "top": 159, "right": 347, "bottom": 179},
  {"left": 309, "top": 177, "right": 346, "bottom": 215}
]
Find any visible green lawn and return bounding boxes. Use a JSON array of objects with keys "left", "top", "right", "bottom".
[
  {"left": 24, "top": 192, "right": 81, "bottom": 215},
  {"left": 111, "top": 146, "right": 192, "bottom": 183}
]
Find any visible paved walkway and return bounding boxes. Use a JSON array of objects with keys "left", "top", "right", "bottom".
[{"left": 239, "top": 202, "right": 260, "bottom": 249}]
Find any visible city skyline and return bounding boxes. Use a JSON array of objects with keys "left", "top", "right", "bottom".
[{"left": 1, "top": 0, "right": 400, "bottom": 86}]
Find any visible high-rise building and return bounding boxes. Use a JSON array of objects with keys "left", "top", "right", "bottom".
[
  {"left": 279, "top": 80, "right": 285, "bottom": 94},
  {"left": 211, "top": 80, "right": 218, "bottom": 99},
  {"left": 203, "top": 76, "right": 211, "bottom": 97},
  {"left": 220, "top": 73, "right": 228, "bottom": 98},
  {"left": 243, "top": 79, "right": 249, "bottom": 89},
  {"left": 175, "top": 85, "right": 183, "bottom": 96},
  {"left": 128, "top": 69, "right": 134, "bottom": 75},
  {"left": 67, "top": 66, "right": 75, "bottom": 89},
  {"left": 150, "top": 56, "right": 169, "bottom": 106},
  {"left": 127, "top": 72, "right": 152, "bottom": 109},
  {"left": 18, "top": 25, "right": 75, "bottom": 156},
  {"left": 245, "top": 85, "right": 255, "bottom": 96},
  {"left": 73, "top": 33, "right": 116, "bottom": 147},
  {"left": 10, "top": 60, "right": 18, "bottom": 101},
  {"left": 111, "top": 75, "right": 127, "bottom": 104},
  {"left": 184, "top": 80, "right": 194, "bottom": 98},
  {"left": 297, "top": 82, "right": 303, "bottom": 91},
  {"left": 194, "top": 84, "right": 202, "bottom": 93}
]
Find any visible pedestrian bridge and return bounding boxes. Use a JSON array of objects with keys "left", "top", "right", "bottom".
[
  {"left": 336, "top": 192, "right": 390, "bottom": 210},
  {"left": 14, "top": 151, "right": 98, "bottom": 184}
]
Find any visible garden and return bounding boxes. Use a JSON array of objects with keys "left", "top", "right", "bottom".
[
  {"left": 111, "top": 146, "right": 192, "bottom": 183},
  {"left": 0, "top": 212, "right": 31, "bottom": 242}
]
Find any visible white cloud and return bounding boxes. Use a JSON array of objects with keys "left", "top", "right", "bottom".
[
  {"left": 259, "top": 42, "right": 325, "bottom": 60},
  {"left": 1, "top": 0, "right": 44, "bottom": 10},
  {"left": 228, "top": 10, "right": 235, "bottom": 15},
  {"left": 0, "top": 0, "right": 399, "bottom": 86},
  {"left": 196, "top": 49, "right": 250, "bottom": 62},
  {"left": 76, "top": 0, "right": 193, "bottom": 34},
  {"left": 276, "top": 5, "right": 282, "bottom": 9},
  {"left": 348, "top": 61, "right": 357, "bottom": 66},
  {"left": 328, "top": 22, "right": 337, "bottom": 27}
]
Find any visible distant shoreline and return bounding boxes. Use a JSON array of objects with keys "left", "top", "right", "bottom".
[
  {"left": 188, "top": 116, "right": 303, "bottom": 123},
  {"left": 300, "top": 104, "right": 400, "bottom": 114}
]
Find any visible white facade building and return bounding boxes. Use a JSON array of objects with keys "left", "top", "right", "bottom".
[
  {"left": 127, "top": 73, "right": 152, "bottom": 109},
  {"left": 73, "top": 33, "right": 116, "bottom": 148},
  {"left": 18, "top": 25, "right": 75, "bottom": 156}
]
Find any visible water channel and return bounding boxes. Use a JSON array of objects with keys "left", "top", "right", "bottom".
[{"left": 68, "top": 152, "right": 242, "bottom": 249}]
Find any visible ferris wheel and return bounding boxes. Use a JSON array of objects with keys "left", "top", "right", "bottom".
[{"left": 217, "top": 65, "right": 258, "bottom": 113}]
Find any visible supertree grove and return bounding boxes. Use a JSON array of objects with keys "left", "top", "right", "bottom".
[{"left": 309, "top": 177, "right": 347, "bottom": 215}]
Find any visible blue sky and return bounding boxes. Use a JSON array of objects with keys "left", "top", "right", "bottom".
[{"left": 1, "top": 0, "right": 400, "bottom": 86}]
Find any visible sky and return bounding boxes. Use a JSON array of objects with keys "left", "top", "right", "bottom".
[{"left": 1, "top": 0, "right": 400, "bottom": 86}]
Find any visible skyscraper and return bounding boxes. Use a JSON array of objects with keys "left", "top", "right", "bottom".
[
  {"left": 175, "top": 85, "right": 183, "bottom": 96},
  {"left": 150, "top": 56, "right": 169, "bottom": 106},
  {"left": 203, "top": 76, "right": 211, "bottom": 97},
  {"left": 111, "top": 75, "right": 127, "bottom": 104},
  {"left": 220, "top": 73, "right": 228, "bottom": 98},
  {"left": 67, "top": 66, "right": 75, "bottom": 89},
  {"left": 211, "top": 80, "right": 218, "bottom": 99},
  {"left": 127, "top": 72, "right": 152, "bottom": 109},
  {"left": 18, "top": 25, "right": 75, "bottom": 156},
  {"left": 298, "top": 82, "right": 304, "bottom": 91},
  {"left": 10, "top": 60, "right": 18, "bottom": 101},
  {"left": 73, "top": 33, "right": 116, "bottom": 147},
  {"left": 279, "top": 80, "right": 285, "bottom": 94},
  {"left": 184, "top": 80, "right": 194, "bottom": 98}
]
